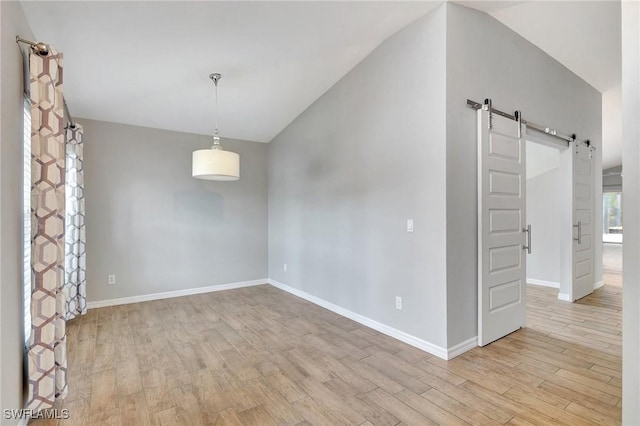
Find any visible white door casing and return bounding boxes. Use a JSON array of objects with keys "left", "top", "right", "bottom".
[
  {"left": 572, "top": 143, "right": 595, "bottom": 301},
  {"left": 478, "top": 106, "right": 528, "bottom": 347}
]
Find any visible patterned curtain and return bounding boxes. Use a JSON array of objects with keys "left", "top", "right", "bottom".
[
  {"left": 27, "top": 48, "right": 68, "bottom": 410},
  {"left": 64, "top": 125, "right": 86, "bottom": 320}
]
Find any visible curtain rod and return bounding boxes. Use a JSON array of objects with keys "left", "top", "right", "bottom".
[
  {"left": 466, "top": 99, "right": 592, "bottom": 149},
  {"left": 17, "top": 35, "right": 76, "bottom": 129}
]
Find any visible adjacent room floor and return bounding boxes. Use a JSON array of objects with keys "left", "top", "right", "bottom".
[
  {"left": 603, "top": 243, "right": 622, "bottom": 288},
  {"left": 34, "top": 247, "right": 622, "bottom": 425}
]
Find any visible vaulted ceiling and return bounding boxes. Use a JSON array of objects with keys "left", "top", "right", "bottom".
[
  {"left": 21, "top": 1, "right": 439, "bottom": 143},
  {"left": 21, "top": 1, "right": 621, "bottom": 167},
  {"left": 459, "top": 0, "right": 621, "bottom": 168}
]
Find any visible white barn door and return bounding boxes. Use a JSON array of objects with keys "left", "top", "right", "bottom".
[
  {"left": 477, "top": 105, "right": 528, "bottom": 346},
  {"left": 572, "top": 143, "right": 595, "bottom": 300}
]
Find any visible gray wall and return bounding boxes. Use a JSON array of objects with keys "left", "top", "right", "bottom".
[
  {"left": 445, "top": 3, "right": 603, "bottom": 346},
  {"left": 79, "top": 119, "right": 268, "bottom": 302},
  {"left": 268, "top": 7, "right": 448, "bottom": 348},
  {"left": 622, "top": 1, "right": 639, "bottom": 423},
  {"left": 526, "top": 167, "right": 560, "bottom": 285},
  {"left": 0, "top": 1, "right": 33, "bottom": 421}
]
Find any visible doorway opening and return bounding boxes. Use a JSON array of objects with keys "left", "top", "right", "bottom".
[
  {"left": 523, "top": 136, "right": 598, "bottom": 302},
  {"left": 525, "top": 140, "right": 566, "bottom": 295},
  {"left": 476, "top": 103, "right": 599, "bottom": 346}
]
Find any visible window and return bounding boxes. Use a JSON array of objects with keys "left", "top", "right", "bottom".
[
  {"left": 23, "top": 98, "right": 31, "bottom": 347},
  {"left": 603, "top": 191, "right": 622, "bottom": 243}
]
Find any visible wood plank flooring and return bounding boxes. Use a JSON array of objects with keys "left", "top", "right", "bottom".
[
  {"left": 32, "top": 250, "right": 622, "bottom": 425},
  {"left": 603, "top": 243, "right": 622, "bottom": 288}
]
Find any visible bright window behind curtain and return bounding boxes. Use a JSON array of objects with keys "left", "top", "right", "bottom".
[{"left": 23, "top": 98, "right": 31, "bottom": 346}]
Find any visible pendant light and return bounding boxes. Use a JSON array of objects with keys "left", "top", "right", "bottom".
[{"left": 192, "top": 73, "right": 240, "bottom": 181}]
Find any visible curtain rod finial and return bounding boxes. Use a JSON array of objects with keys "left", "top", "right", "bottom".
[{"left": 16, "top": 36, "right": 49, "bottom": 56}]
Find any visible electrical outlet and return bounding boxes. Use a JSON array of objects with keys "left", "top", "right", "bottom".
[
  {"left": 407, "top": 219, "right": 414, "bottom": 233},
  {"left": 395, "top": 296, "right": 403, "bottom": 310},
  {"left": 107, "top": 274, "right": 116, "bottom": 285},
  {"left": 283, "top": 264, "right": 288, "bottom": 272}
]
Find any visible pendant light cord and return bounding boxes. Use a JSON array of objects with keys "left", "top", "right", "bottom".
[
  {"left": 214, "top": 78, "right": 219, "bottom": 138},
  {"left": 210, "top": 73, "right": 222, "bottom": 148}
]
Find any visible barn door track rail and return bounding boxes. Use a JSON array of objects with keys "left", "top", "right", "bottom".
[{"left": 466, "top": 98, "right": 594, "bottom": 150}]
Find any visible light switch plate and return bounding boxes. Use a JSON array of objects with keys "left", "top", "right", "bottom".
[{"left": 407, "top": 219, "right": 414, "bottom": 233}]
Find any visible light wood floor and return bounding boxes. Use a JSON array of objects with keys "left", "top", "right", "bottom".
[
  {"left": 34, "top": 251, "right": 622, "bottom": 425},
  {"left": 603, "top": 243, "right": 622, "bottom": 288}
]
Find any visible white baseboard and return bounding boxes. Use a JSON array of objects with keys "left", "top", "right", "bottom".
[
  {"left": 86, "top": 279, "right": 267, "bottom": 309},
  {"left": 267, "top": 279, "right": 474, "bottom": 360},
  {"left": 447, "top": 336, "right": 478, "bottom": 359},
  {"left": 558, "top": 292, "right": 572, "bottom": 302},
  {"left": 594, "top": 280, "right": 604, "bottom": 290},
  {"left": 527, "top": 278, "right": 559, "bottom": 288}
]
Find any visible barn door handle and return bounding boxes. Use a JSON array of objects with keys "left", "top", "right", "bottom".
[
  {"left": 523, "top": 225, "right": 531, "bottom": 254},
  {"left": 573, "top": 221, "right": 582, "bottom": 244}
]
